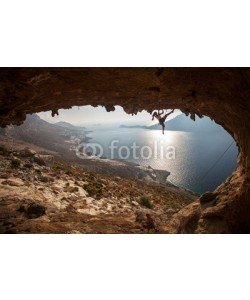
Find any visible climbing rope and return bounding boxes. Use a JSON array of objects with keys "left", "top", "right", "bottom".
[{"left": 200, "top": 140, "right": 235, "bottom": 182}]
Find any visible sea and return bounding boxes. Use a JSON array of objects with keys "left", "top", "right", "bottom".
[{"left": 84, "top": 123, "right": 238, "bottom": 195}]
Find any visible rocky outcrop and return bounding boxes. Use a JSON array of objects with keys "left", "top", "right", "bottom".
[{"left": 0, "top": 68, "right": 249, "bottom": 233}]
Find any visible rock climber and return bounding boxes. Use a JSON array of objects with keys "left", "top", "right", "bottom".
[{"left": 152, "top": 109, "right": 175, "bottom": 134}]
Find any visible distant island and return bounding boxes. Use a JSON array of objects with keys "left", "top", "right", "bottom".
[
  {"left": 120, "top": 113, "right": 222, "bottom": 133},
  {"left": 120, "top": 124, "right": 148, "bottom": 129}
]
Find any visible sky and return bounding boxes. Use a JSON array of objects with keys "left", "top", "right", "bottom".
[{"left": 38, "top": 105, "right": 182, "bottom": 126}]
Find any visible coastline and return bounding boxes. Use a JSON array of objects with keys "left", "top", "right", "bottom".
[{"left": 81, "top": 128, "right": 197, "bottom": 196}]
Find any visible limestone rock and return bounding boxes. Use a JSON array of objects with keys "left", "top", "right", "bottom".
[{"left": 1, "top": 178, "right": 25, "bottom": 187}]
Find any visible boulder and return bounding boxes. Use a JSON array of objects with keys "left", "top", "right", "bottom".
[
  {"left": 135, "top": 211, "right": 155, "bottom": 229},
  {"left": 0, "top": 173, "right": 9, "bottom": 179},
  {"left": 200, "top": 192, "right": 217, "bottom": 204},
  {"left": 146, "top": 213, "right": 155, "bottom": 229},
  {"left": 19, "top": 148, "right": 37, "bottom": 157},
  {"left": 26, "top": 203, "right": 46, "bottom": 219},
  {"left": 39, "top": 174, "right": 53, "bottom": 183},
  {"left": 135, "top": 210, "right": 147, "bottom": 223},
  {"left": 68, "top": 186, "right": 79, "bottom": 193}
]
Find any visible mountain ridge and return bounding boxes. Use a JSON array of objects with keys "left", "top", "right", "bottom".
[
  {"left": 120, "top": 113, "right": 222, "bottom": 132},
  {"left": 55, "top": 121, "right": 86, "bottom": 130}
]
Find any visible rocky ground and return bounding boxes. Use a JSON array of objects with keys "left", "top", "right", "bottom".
[{"left": 0, "top": 145, "right": 196, "bottom": 233}]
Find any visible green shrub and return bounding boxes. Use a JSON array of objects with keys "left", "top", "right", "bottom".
[
  {"left": 52, "top": 162, "right": 73, "bottom": 175},
  {"left": 11, "top": 158, "right": 21, "bottom": 168},
  {"left": 52, "top": 162, "right": 64, "bottom": 171},
  {"left": 140, "top": 196, "right": 153, "bottom": 209},
  {"left": 84, "top": 181, "right": 103, "bottom": 200}
]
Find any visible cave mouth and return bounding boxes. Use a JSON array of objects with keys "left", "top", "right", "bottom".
[
  {"left": 2, "top": 104, "right": 238, "bottom": 198},
  {"left": 0, "top": 67, "right": 249, "bottom": 233}
]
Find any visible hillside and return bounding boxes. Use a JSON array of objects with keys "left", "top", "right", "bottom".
[
  {"left": 0, "top": 115, "right": 177, "bottom": 184},
  {"left": 0, "top": 114, "right": 87, "bottom": 160},
  {"left": 0, "top": 145, "right": 196, "bottom": 233}
]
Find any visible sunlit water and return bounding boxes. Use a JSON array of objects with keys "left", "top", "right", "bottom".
[{"left": 85, "top": 124, "right": 238, "bottom": 195}]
